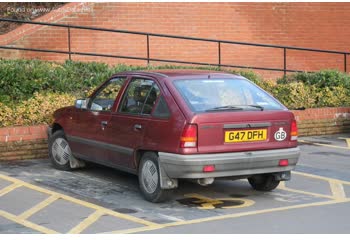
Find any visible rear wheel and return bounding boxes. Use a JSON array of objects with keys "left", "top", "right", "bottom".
[
  {"left": 48, "top": 130, "right": 73, "bottom": 171},
  {"left": 248, "top": 174, "right": 280, "bottom": 191},
  {"left": 138, "top": 152, "right": 170, "bottom": 203}
]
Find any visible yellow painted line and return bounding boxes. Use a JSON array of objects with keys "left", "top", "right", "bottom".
[
  {"left": 338, "top": 137, "right": 350, "bottom": 148},
  {"left": 279, "top": 185, "right": 335, "bottom": 200},
  {"left": 158, "top": 199, "right": 350, "bottom": 231},
  {"left": 0, "top": 174, "right": 160, "bottom": 228},
  {"left": 329, "top": 181, "right": 347, "bottom": 200},
  {"left": 104, "top": 225, "right": 164, "bottom": 234},
  {"left": 68, "top": 210, "right": 105, "bottom": 234},
  {"left": 299, "top": 140, "right": 350, "bottom": 150},
  {"left": 0, "top": 210, "right": 58, "bottom": 234},
  {"left": 18, "top": 195, "right": 59, "bottom": 220},
  {"left": 278, "top": 181, "right": 286, "bottom": 188},
  {"left": 293, "top": 171, "right": 350, "bottom": 186},
  {"left": 0, "top": 183, "right": 22, "bottom": 197}
]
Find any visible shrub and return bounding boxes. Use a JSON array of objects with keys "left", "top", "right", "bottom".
[
  {"left": 277, "top": 69, "right": 350, "bottom": 89},
  {"left": 0, "top": 92, "right": 75, "bottom": 127},
  {"left": 1, "top": 59, "right": 350, "bottom": 127}
]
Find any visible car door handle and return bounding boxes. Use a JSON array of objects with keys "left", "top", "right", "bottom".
[
  {"left": 101, "top": 121, "right": 108, "bottom": 128},
  {"left": 134, "top": 124, "right": 142, "bottom": 130}
]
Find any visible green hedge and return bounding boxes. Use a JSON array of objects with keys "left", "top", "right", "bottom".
[{"left": 0, "top": 59, "right": 350, "bottom": 127}]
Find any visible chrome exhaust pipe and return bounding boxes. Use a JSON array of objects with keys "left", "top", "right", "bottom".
[{"left": 197, "top": 177, "right": 215, "bottom": 186}]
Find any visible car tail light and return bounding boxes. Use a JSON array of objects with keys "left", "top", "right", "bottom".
[
  {"left": 290, "top": 120, "right": 298, "bottom": 141},
  {"left": 279, "top": 159, "right": 289, "bottom": 166},
  {"left": 203, "top": 165, "right": 215, "bottom": 172},
  {"left": 180, "top": 124, "right": 198, "bottom": 148}
]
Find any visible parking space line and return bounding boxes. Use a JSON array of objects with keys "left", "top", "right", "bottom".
[
  {"left": 18, "top": 195, "right": 59, "bottom": 220},
  {"left": 293, "top": 171, "right": 350, "bottom": 185},
  {"left": 329, "top": 181, "right": 347, "bottom": 200},
  {"left": 1, "top": 170, "right": 349, "bottom": 234},
  {"left": 120, "top": 199, "right": 350, "bottom": 234},
  {"left": 0, "top": 173, "right": 160, "bottom": 229},
  {"left": 105, "top": 225, "right": 164, "bottom": 234},
  {"left": 0, "top": 183, "right": 22, "bottom": 197},
  {"left": 0, "top": 209, "right": 58, "bottom": 234},
  {"left": 278, "top": 185, "right": 335, "bottom": 199},
  {"left": 299, "top": 140, "right": 350, "bottom": 150},
  {"left": 68, "top": 210, "right": 105, "bottom": 234},
  {"left": 338, "top": 137, "right": 350, "bottom": 148}
]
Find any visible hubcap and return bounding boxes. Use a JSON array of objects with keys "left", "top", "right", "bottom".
[
  {"left": 52, "top": 138, "right": 71, "bottom": 165},
  {"left": 141, "top": 160, "right": 159, "bottom": 194}
]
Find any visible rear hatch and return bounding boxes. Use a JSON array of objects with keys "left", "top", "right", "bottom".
[{"left": 193, "top": 110, "right": 297, "bottom": 154}]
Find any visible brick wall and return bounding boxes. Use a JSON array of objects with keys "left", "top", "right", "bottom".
[
  {"left": 0, "top": 125, "right": 48, "bottom": 161},
  {"left": 1, "top": 2, "right": 350, "bottom": 79},
  {"left": 0, "top": 107, "right": 349, "bottom": 161},
  {"left": 292, "top": 107, "right": 350, "bottom": 136}
]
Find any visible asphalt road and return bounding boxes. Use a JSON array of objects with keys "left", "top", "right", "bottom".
[{"left": 0, "top": 134, "right": 349, "bottom": 234}]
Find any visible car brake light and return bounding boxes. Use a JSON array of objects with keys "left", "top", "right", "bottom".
[
  {"left": 279, "top": 159, "right": 289, "bottom": 166},
  {"left": 180, "top": 124, "right": 198, "bottom": 148},
  {"left": 290, "top": 120, "right": 298, "bottom": 141},
  {"left": 203, "top": 165, "right": 215, "bottom": 172}
]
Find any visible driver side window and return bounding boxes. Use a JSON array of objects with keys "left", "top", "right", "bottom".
[
  {"left": 89, "top": 77, "right": 126, "bottom": 111},
  {"left": 119, "top": 78, "right": 160, "bottom": 115}
]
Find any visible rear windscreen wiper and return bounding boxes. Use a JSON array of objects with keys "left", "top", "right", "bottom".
[
  {"left": 205, "top": 105, "right": 244, "bottom": 112},
  {"left": 205, "top": 105, "right": 264, "bottom": 112},
  {"left": 245, "top": 105, "right": 264, "bottom": 111}
]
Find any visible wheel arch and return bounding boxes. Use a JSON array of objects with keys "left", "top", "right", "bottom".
[
  {"left": 134, "top": 149, "right": 158, "bottom": 170},
  {"left": 52, "top": 123, "right": 64, "bottom": 134}
]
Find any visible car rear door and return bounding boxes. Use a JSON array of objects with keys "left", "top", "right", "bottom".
[{"left": 104, "top": 76, "right": 162, "bottom": 169}]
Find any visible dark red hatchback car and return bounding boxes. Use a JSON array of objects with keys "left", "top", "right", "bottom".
[{"left": 48, "top": 70, "right": 300, "bottom": 202}]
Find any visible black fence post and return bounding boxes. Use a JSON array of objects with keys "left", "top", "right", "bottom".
[
  {"left": 67, "top": 26, "right": 71, "bottom": 61},
  {"left": 283, "top": 48, "right": 287, "bottom": 77},
  {"left": 147, "top": 34, "right": 150, "bottom": 65},
  {"left": 344, "top": 53, "right": 347, "bottom": 73},
  {"left": 218, "top": 41, "right": 221, "bottom": 69}
]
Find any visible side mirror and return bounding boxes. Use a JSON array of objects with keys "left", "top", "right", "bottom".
[{"left": 75, "top": 98, "right": 89, "bottom": 109}]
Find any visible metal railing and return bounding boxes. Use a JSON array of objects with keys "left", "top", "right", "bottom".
[{"left": 0, "top": 18, "right": 349, "bottom": 76}]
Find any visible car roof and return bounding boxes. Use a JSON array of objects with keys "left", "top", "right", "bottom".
[{"left": 115, "top": 69, "right": 243, "bottom": 80}]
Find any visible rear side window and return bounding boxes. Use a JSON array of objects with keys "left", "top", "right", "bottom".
[
  {"left": 152, "top": 95, "right": 170, "bottom": 119},
  {"left": 173, "top": 78, "right": 285, "bottom": 112},
  {"left": 119, "top": 78, "right": 160, "bottom": 115}
]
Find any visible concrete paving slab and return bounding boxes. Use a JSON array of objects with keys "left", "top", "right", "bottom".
[
  {"left": 28, "top": 198, "right": 94, "bottom": 233},
  {"left": 0, "top": 186, "right": 49, "bottom": 215},
  {"left": 285, "top": 173, "right": 332, "bottom": 196},
  {"left": 82, "top": 214, "right": 144, "bottom": 234},
  {"left": 0, "top": 179, "right": 12, "bottom": 190},
  {"left": 0, "top": 216, "right": 39, "bottom": 234},
  {"left": 343, "top": 184, "right": 350, "bottom": 199}
]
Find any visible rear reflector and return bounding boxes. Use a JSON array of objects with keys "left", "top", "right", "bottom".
[
  {"left": 279, "top": 159, "right": 289, "bottom": 166},
  {"left": 180, "top": 124, "right": 198, "bottom": 148},
  {"left": 290, "top": 120, "right": 298, "bottom": 141},
  {"left": 203, "top": 165, "right": 215, "bottom": 172}
]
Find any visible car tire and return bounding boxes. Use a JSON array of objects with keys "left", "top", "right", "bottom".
[
  {"left": 138, "top": 152, "right": 170, "bottom": 203},
  {"left": 248, "top": 174, "right": 280, "bottom": 191},
  {"left": 48, "top": 130, "right": 73, "bottom": 171}
]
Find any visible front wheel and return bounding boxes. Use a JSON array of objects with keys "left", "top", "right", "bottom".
[
  {"left": 138, "top": 152, "right": 170, "bottom": 203},
  {"left": 48, "top": 130, "right": 73, "bottom": 171},
  {"left": 248, "top": 174, "right": 280, "bottom": 191}
]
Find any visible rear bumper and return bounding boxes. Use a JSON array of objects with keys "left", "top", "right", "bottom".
[{"left": 158, "top": 147, "right": 300, "bottom": 179}]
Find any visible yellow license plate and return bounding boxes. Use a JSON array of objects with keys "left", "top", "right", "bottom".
[{"left": 225, "top": 129, "right": 267, "bottom": 143}]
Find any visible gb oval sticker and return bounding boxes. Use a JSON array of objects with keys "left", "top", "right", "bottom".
[{"left": 274, "top": 127, "right": 287, "bottom": 141}]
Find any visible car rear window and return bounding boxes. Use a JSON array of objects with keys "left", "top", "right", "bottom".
[{"left": 173, "top": 78, "right": 285, "bottom": 112}]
